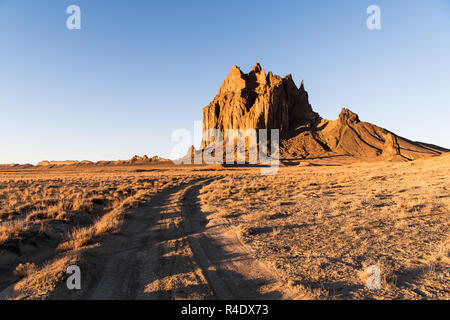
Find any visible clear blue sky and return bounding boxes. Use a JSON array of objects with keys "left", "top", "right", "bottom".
[{"left": 0, "top": 0, "right": 449, "bottom": 164}]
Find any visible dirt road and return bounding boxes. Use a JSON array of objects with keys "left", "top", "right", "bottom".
[{"left": 51, "top": 178, "right": 297, "bottom": 300}]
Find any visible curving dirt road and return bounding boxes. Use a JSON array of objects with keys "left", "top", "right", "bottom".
[{"left": 51, "top": 178, "right": 297, "bottom": 300}]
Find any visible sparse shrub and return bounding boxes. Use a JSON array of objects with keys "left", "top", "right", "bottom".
[
  {"left": 25, "top": 210, "right": 46, "bottom": 222},
  {"left": 94, "top": 210, "right": 122, "bottom": 236},
  {"left": 272, "top": 226, "right": 281, "bottom": 238},
  {"left": 243, "top": 212, "right": 272, "bottom": 221},
  {"left": 0, "top": 219, "right": 29, "bottom": 245},
  {"left": 14, "top": 263, "right": 37, "bottom": 278},
  {"left": 13, "top": 255, "right": 76, "bottom": 299},
  {"left": 57, "top": 227, "right": 93, "bottom": 251}
]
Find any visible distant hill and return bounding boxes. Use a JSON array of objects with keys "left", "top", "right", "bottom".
[
  {"left": 0, "top": 155, "right": 170, "bottom": 169},
  {"left": 35, "top": 155, "right": 170, "bottom": 168}
]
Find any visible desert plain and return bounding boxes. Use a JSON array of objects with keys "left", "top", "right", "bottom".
[{"left": 0, "top": 153, "right": 448, "bottom": 300}]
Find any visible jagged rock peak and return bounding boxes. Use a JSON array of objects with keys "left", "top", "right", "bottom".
[
  {"left": 218, "top": 63, "right": 308, "bottom": 94},
  {"left": 218, "top": 65, "right": 244, "bottom": 94},
  {"left": 251, "top": 62, "right": 262, "bottom": 73},
  {"left": 339, "top": 108, "right": 360, "bottom": 125},
  {"left": 202, "top": 63, "right": 319, "bottom": 148}
]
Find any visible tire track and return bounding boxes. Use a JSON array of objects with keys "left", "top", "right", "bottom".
[
  {"left": 50, "top": 177, "right": 297, "bottom": 300},
  {"left": 179, "top": 181, "right": 297, "bottom": 300}
]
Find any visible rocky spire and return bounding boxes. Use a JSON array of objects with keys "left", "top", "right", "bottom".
[
  {"left": 202, "top": 63, "right": 318, "bottom": 148},
  {"left": 218, "top": 65, "right": 246, "bottom": 95},
  {"left": 339, "top": 108, "right": 360, "bottom": 125}
]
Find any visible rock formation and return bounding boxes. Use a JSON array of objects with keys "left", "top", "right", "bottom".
[
  {"left": 37, "top": 160, "right": 88, "bottom": 166},
  {"left": 200, "top": 63, "right": 447, "bottom": 161},
  {"left": 202, "top": 63, "right": 319, "bottom": 148},
  {"left": 35, "top": 155, "right": 169, "bottom": 167}
]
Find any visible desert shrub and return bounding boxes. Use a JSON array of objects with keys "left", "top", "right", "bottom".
[{"left": 14, "top": 263, "right": 37, "bottom": 278}]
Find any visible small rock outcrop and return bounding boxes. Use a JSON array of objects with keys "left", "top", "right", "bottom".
[
  {"left": 37, "top": 160, "right": 85, "bottom": 166},
  {"left": 339, "top": 108, "right": 360, "bottom": 125},
  {"left": 382, "top": 132, "right": 401, "bottom": 157}
]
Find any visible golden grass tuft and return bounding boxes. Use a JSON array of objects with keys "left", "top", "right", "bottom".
[
  {"left": 13, "top": 255, "right": 77, "bottom": 300},
  {"left": 0, "top": 219, "right": 29, "bottom": 246}
]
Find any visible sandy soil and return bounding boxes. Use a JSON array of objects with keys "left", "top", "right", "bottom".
[
  {"left": 47, "top": 178, "right": 298, "bottom": 299},
  {"left": 0, "top": 156, "right": 448, "bottom": 300}
]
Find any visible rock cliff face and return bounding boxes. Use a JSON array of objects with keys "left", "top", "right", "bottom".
[
  {"left": 200, "top": 63, "right": 447, "bottom": 161},
  {"left": 202, "top": 63, "right": 319, "bottom": 147}
]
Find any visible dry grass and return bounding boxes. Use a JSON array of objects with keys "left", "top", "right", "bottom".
[
  {"left": 0, "top": 219, "right": 30, "bottom": 246},
  {"left": 57, "top": 227, "right": 93, "bottom": 252},
  {"left": 0, "top": 165, "right": 198, "bottom": 299},
  {"left": 0, "top": 170, "right": 167, "bottom": 249},
  {"left": 0, "top": 156, "right": 448, "bottom": 300},
  {"left": 12, "top": 255, "right": 77, "bottom": 300},
  {"left": 13, "top": 262, "right": 37, "bottom": 278},
  {"left": 199, "top": 156, "right": 450, "bottom": 299}
]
